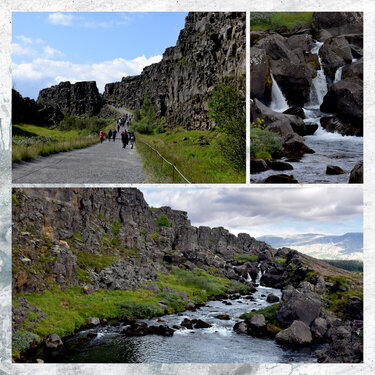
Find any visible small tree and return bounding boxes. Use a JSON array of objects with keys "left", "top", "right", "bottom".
[
  {"left": 157, "top": 214, "right": 171, "bottom": 228},
  {"left": 208, "top": 75, "right": 246, "bottom": 171}
]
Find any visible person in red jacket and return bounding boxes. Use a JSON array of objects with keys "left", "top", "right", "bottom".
[{"left": 99, "top": 131, "right": 105, "bottom": 144}]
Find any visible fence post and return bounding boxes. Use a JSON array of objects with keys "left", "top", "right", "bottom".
[{"left": 172, "top": 164, "right": 175, "bottom": 182}]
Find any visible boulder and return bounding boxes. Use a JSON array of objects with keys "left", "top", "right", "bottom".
[
  {"left": 148, "top": 325, "right": 175, "bottom": 336},
  {"left": 267, "top": 293, "right": 280, "bottom": 303},
  {"left": 310, "top": 317, "right": 328, "bottom": 340},
  {"left": 43, "top": 333, "right": 64, "bottom": 357},
  {"left": 320, "top": 116, "right": 362, "bottom": 136},
  {"left": 326, "top": 165, "right": 344, "bottom": 175},
  {"left": 181, "top": 318, "right": 193, "bottom": 329},
  {"left": 251, "top": 159, "right": 270, "bottom": 173},
  {"left": 275, "top": 320, "right": 312, "bottom": 347},
  {"left": 304, "top": 123, "right": 319, "bottom": 135},
  {"left": 250, "top": 47, "right": 272, "bottom": 103},
  {"left": 87, "top": 317, "right": 100, "bottom": 327},
  {"left": 266, "top": 160, "right": 293, "bottom": 171},
  {"left": 192, "top": 319, "right": 212, "bottom": 329},
  {"left": 320, "top": 77, "right": 363, "bottom": 128},
  {"left": 125, "top": 321, "right": 149, "bottom": 336},
  {"left": 283, "top": 107, "right": 305, "bottom": 119},
  {"left": 215, "top": 314, "right": 231, "bottom": 320},
  {"left": 264, "top": 174, "right": 298, "bottom": 184},
  {"left": 342, "top": 59, "right": 363, "bottom": 80},
  {"left": 349, "top": 161, "right": 363, "bottom": 183},
  {"left": 233, "top": 321, "right": 248, "bottom": 334},
  {"left": 276, "top": 285, "right": 322, "bottom": 327},
  {"left": 313, "top": 12, "right": 363, "bottom": 37}
]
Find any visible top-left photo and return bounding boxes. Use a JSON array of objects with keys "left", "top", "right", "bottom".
[{"left": 11, "top": 12, "right": 246, "bottom": 184}]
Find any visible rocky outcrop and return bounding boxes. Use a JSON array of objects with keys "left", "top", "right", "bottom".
[
  {"left": 12, "top": 89, "right": 63, "bottom": 126},
  {"left": 12, "top": 188, "right": 273, "bottom": 295},
  {"left": 38, "top": 81, "right": 103, "bottom": 117},
  {"left": 349, "top": 161, "right": 363, "bottom": 183},
  {"left": 103, "top": 12, "right": 246, "bottom": 130}
]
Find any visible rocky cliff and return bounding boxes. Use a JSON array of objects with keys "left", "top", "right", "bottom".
[
  {"left": 38, "top": 81, "right": 103, "bottom": 117},
  {"left": 12, "top": 188, "right": 363, "bottom": 363},
  {"left": 103, "top": 12, "right": 246, "bottom": 130},
  {"left": 12, "top": 89, "right": 63, "bottom": 126}
]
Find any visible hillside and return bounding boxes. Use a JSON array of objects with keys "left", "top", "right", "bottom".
[{"left": 12, "top": 188, "right": 362, "bottom": 363}]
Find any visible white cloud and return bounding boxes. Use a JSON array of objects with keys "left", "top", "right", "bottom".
[
  {"left": 48, "top": 13, "right": 73, "bottom": 26},
  {"left": 43, "top": 45, "right": 64, "bottom": 59},
  {"left": 12, "top": 54, "right": 162, "bottom": 99},
  {"left": 15, "top": 35, "right": 32, "bottom": 44},
  {"left": 140, "top": 187, "right": 363, "bottom": 230},
  {"left": 12, "top": 43, "right": 36, "bottom": 57}
]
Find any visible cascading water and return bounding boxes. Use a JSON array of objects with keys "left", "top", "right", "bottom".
[
  {"left": 252, "top": 40, "right": 363, "bottom": 184},
  {"left": 307, "top": 42, "right": 328, "bottom": 108},
  {"left": 270, "top": 74, "right": 289, "bottom": 112},
  {"left": 334, "top": 66, "right": 344, "bottom": 84},
  {"left": 255, "top": 264, "right": 262, "bottom": 284}
]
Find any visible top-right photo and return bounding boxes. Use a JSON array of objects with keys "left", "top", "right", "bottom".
[{"left": 250, "top": 12, "right": 363, "bottom": 184}]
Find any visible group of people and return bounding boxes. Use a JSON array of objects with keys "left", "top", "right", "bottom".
[{"left": 99, "top": 113, "right": 135, "bottom": 149}]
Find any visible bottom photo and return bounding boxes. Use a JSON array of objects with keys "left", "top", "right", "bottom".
[{"left": 11, "top": 187, "right": 363, "bottom": 363}]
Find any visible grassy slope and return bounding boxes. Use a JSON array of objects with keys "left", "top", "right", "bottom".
[
  {"left": 13, "top": 268, "right": 249, "bottom": 357},
  {"left": 250, "top": 12, "right": 314, "bottom": 31},
  {"left": 12, "top": 124, "right": 100, "bottom": 163},
  {"left": 135, "top": 129, "right": 245, "bottom": 183}
]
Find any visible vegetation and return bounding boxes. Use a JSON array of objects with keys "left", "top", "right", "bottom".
[
  {"left": 234, "top": 254, "right": 259, "bottom": 262},
  {"left": 156, "top": 214, "right": 171, "bottom": 228},
  {"left": 135, "top": 129, "right": 245, "bottom": 183},
  {"left": 12, "top": 267, "right": 251, "bottom": 357},
  {"left": 131, "top": 94, "right": 158, "bottom": 135},
  {"left": 250, "top": 12, "right": 314, "bottom": 32},
  {"left": 208, "top": 75, "right": 246, "bottom": 171},
  {"left": 322, "top": 259, "right": 363, "bottom": 273},
  {"left": 251, "top": 118, "right": 283, "bottom": 159},
  {"left": 240, "top": 303, "right": 281, "bottom": 332}
]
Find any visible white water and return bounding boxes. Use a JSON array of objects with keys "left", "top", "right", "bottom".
[
  {"left": 307, "top": 42, "right": 328, "bottom": 108},
  {"left": 334, "top": 66, "right": 344, "bottom": 84},
  {"left": 252, "top": 40, "right": 363, "bottom": 184},
  {"left": 270, "top": 74, "right": 289, "bottom": 112}
]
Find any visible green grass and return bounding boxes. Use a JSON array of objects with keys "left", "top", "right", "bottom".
[
  {"left": 234, "top": 254, "right": 259, "bottom": 262},
  {"left": 273, "top": 257, "right": 287, "bottom": 264},
  {"left": 251, "top": 12, "right": 314, "bottom": 32},
  {"left": 12, "top": 124, "right": 100, "bottom": 163},
  {"left": 135, "top": 128, "right": 245, "bottom": 183},
  {"left": 12, "top": 267, "right": 250, "bottom": 357}
]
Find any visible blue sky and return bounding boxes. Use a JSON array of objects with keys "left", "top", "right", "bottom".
[
  {"left": 12, "top": 12, "right": 188, "bottom": 99},
  {"left": 139, "top": 187, "right": 363, "bottom": 238}
]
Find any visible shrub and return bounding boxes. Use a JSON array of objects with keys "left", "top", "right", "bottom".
[
  {"left": 157, "top": 214, "right": 171, "bottom": 228},
  {"left": 208, "top": 75, "right": 246, "bottom": 171},
  {"left": 120, "top": 301, "right": 160, "bottom": 318},
  {"left": 13, "top": 330, "right": 40, "bottom": 354},
  {"left": 250, "top": 127, "right": 283, "bottom": 159},
  {"left": 240, "top": 303, "right": 280, "bottom": 322},
  {"left": 234, "top": 254, "right": 259, "bottom": 262}
]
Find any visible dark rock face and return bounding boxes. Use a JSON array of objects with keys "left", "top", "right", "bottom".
[
  {"left": 43, "top": 333, "right": 64, "bottom": 358},
  {"left": 12, "top": 89, "right": 63, "bottom": 126},
  {"left": 250, "top": 47, "right": 271, "bottom": 104},
  {"left": 320, "top": 77, "right": 363, "bottom": 128},
  {"left": 320, "top": 116, "right": 362, "bottom": 137},
  {"left": 12, "top": 188, "right": 276, "bottom": 295},
  {"left": 276, "top": 285, "right": 322, "bottom": 327},
  {"left": 38, "top": 81, "right": 102, "bottom": 117},
  {"left": 103, "top": 12, "right": 246, "bottom": 130},
  {"left": 349, "top": 161, "right": 363, "bottom": 183}
]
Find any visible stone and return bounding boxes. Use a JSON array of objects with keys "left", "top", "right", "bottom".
[
  {"left": 283, "top": 107, "right": 305, "bottom": 119},
  {"left": 326, "top": 165, "right": 344, "bottom": 175},
  {"left": 215, "top": 314, "right": 230, "bottom": 320},
  {"left": 275, "top": 320, "right": 312, "bottom": 346},
  {"left": 349, "top": 161, "right": 363, "bottom": 183},
  {"left": 264, "top": 174, "right": 298, "bottom": 184},
  {"left": 87, "top": 317, "right": 100, "bottom": 327},
  {"left": 249, "top": 314, "right": 266, "bottom": 328},
  {"left": 233, "top": 321, "right": 248, "bottom": 334},
  {"left": 181, "top": 318, "right": 193, "bottom": 329},
  {"left": 266, "top": 160, "right": 293, "bottom": 171},
  {"left": 43, "top": 333, "right": 64, "bottom": 357},
  {"left": 311, "top": 317, "right": 328, "bottom": 340},
  {"left": 266, "top": 293, "right": 280, "bottom": 303},
  {"left": 192, "top": 319, "right": 212, "bottom": 329},
  {"left": 251, "top": 159, "right": 269, "bottom": 173}
]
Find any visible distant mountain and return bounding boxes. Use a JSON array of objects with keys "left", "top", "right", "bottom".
[{"left": 257, "top": 232, "right": 363, "bottom": 260}]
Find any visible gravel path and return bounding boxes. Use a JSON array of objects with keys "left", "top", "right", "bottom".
[{"left": 12, "top": 139, "right": 146, "bottom": 184}]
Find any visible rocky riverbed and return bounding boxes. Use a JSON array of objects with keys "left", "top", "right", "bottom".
[{"left": 250, "top": 12, "right": 363, "bottom": 183}]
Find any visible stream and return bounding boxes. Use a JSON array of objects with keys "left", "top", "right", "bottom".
[
  {"left": 35, "top": 282, "right": 324, "bottom": 363},
  {"left": 251, "top": 41, "right": 363, "bottom": 184}
]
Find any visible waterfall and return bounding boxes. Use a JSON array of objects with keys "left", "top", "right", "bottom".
[
  {"left": 255, "top": 264, "right": 262, "bottom": 284},
  {"left": 246, "top": 273, "right": 252, "bottom": 283},
  {"left": 334, "top": 66, "right": 344, "bottom": 84},
  {"left": 270, "top": 74, "right": 289, "bottom": 112},
  {"left": 307, "top": 42, "right": 328, "bottom": 108}
]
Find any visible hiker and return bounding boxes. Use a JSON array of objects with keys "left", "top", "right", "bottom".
[
  {"left": 121, "top": 130, "right": 128, "bottom": 149},
  {"left": 99, "top": 130, "right": 105, "bottom": 144},
  {"left": 112, "top": 129, "right": 117, "bottom": 142},
  {"left": 107, "top": 129, "right": 112, "bottom": 141},
  {"left": 128, "top": 131, "right": 135, "bottom": 149}
]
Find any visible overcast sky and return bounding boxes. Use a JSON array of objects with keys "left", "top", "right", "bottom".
[
  {"left": 12, "top": 12, "right": 187, "bottom": 99},
  {"left": 139, "top": 187, "right": 363, "bottom": 238}
]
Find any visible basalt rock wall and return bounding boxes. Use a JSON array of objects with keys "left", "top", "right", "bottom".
[
  {"left": 38, "top": 81, "right": 103, "bottom": 117},
  {"left": 103, "top": 12, "right": 246, "bottom": 130},
  {"left": 12, "top": 188, "right": 272, "bottom": 295}
]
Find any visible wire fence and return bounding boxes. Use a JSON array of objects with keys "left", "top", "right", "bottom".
[{"left": 137, "top": 139, "right": 191, "bottom": 184}]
